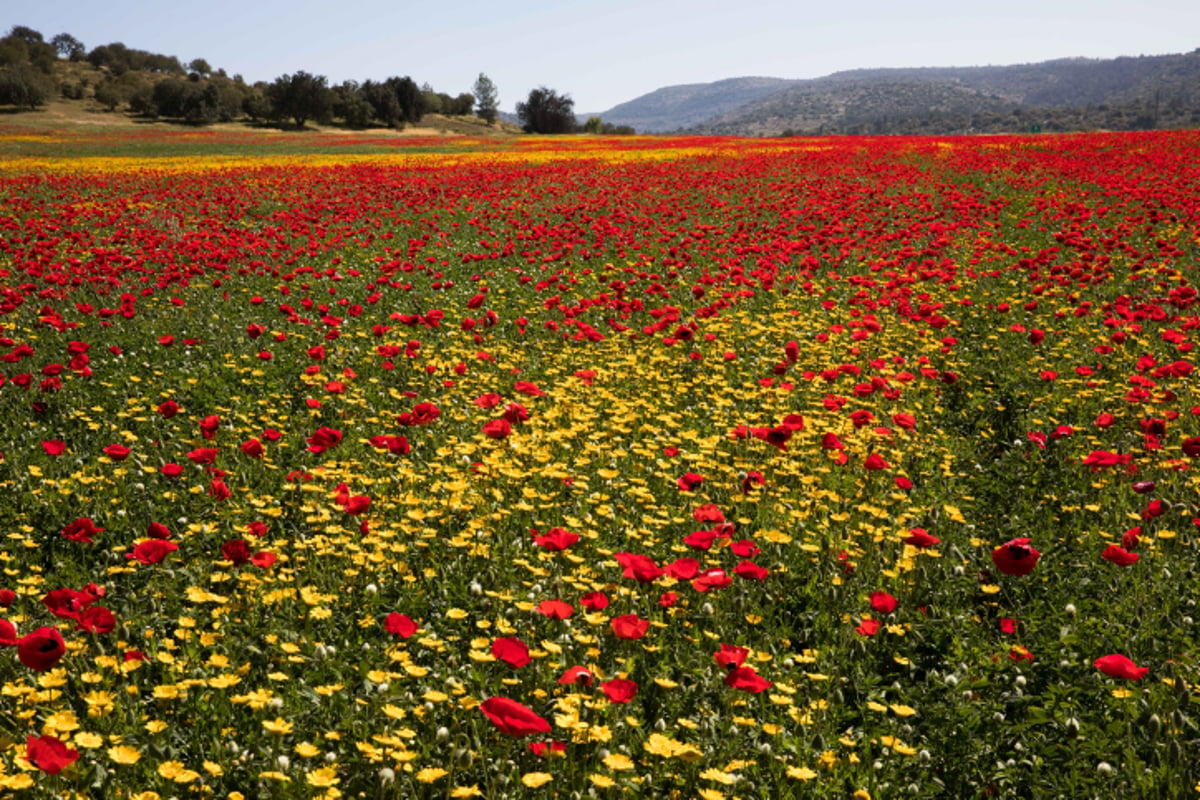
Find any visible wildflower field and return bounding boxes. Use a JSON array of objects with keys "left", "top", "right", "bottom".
[{"left": 2, "top": 126, "right": 1200, "bottom": 799}]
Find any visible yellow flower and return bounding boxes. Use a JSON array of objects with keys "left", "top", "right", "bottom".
[
  {"left": 108, "top": 745, "right": 141, "bottom": 764},
  {"left": 263, "top": 717, "right": 294, "bottom": 734},
  {"left": 521, "top": 772, "right": 552, "bottom": 788},
  {"left": 158, "top": 761, "right": 201, "bottom": 783},
  {"left": 44, "top": 709, "right": 80, "bottom": 733},
  {"left": 698, "top": 790, "right": 726, "bottom": 800},
  {"left": 295, "top": 742, "right": 320, "bottom": 758},
  {"left": 258, "top": 771, "right": 291, "bottom": 782},
  {"left": 306, "top": 767, "right": 340, "bottom": 787},
  {"left": 590, "top": 774, "right": 616, "bottom": 788},
  {"left": 786, "top": 765, "right": 817, "bottom": 781},
  {"left": 204, "top": 761, "right": 224, "bottom": 776},
  {"left": 0, "top": 775, "right": 36, "bottom": 790},
  {"left": 603, "top": 752, "right": 635, "bottom": 771},
  {"left": 73, "top": 731, "right": 104, "bottom": 749},
  {"left": 701, "top": 768, "right": 738, "bottom": 785},
  {"left": 416, "top": 768, "right": 448, "bottom": 783},
  {"left": 449, "top": 787, "right": 482, "bottom": 798}
]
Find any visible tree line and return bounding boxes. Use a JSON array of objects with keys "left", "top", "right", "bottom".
[
  {"left": 0, "top": 25, "right": 635, "bottom": 135},
  {"left": 0, "top": 25, "right": 502, "bottom": 129}
]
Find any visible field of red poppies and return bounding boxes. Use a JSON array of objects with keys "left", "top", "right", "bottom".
[{"left": 1, "top": 127, "right": 1200, "bottom": 798}]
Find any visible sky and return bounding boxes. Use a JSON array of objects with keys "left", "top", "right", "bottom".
[{"left": 8, "top": 0, "right": 1200, "bottom": 114}]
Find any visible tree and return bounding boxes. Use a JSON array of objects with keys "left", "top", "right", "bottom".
[
  {"left": 0, "top": 63, "right": 52, "bottom": 109},
  {"left": 266, "top": 71, "right": 332, "bottom": 128},
  {"left": 6, "top": 26, "right": 44, "bottom": 45},
  {"left": 188, "top": 58, "right": 212, "bottom": 77},
  {"left": 51, "top": 33, "right": 85, "bottom": 61},
  {"left": 516, "top": 86, "right": 576, "bottom": 134},
  {"left": 473, "top": 73, "right": 498, "bottom": 125}
]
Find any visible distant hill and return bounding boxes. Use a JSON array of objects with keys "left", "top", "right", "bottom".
[
  {"left": 595, "top": 77, "right": 798, "bottom": 133},
  {"left": 596, "top": 49, "right": 1200, "bottom": 135}
]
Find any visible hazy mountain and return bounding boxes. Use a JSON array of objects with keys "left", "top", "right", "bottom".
[
  {"left": 595, "top": 49, "right": 1200, "bottom": 135},
  {"left": 594, "top": 77, "right": 798, "bottom": 132}
]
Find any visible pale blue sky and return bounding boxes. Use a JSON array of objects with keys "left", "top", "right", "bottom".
[{"left": 8, "top": 1, "right": 1198, "bottom": 113}]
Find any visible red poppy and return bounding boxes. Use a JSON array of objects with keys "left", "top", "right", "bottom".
[
  {"left": 480, "top": 697, "right": 552, "bottom": 737},
  {"left": 146, "top": 522, "right": 171, "bottom": 539},
  {"left": 558, "top": 665, "right": 593, "bottom": 686},
  {"left": 999, "top": 617, "right": 1018, "bottom": 634},
  {"left": 1101, "top": 544, "right": 1139, "bottom": 566},
  {"left": 1, "top": 618, "right": 17, "bottom": 646},
  {"left": 240, "top": 439, "right": 265, "bottom": 458},
  {"left": 42, "top": 587, "right": 96, "bottom": 620},
  {"left": 533, "top": 527, "right": 578, "bottom": 551},
  {"left": 676, "top": 472, "right": 704, "bottom": 491},
  {"left": 734, "top": 560, "right": 769, "bottom": 581},
  {"left": 601, "top": 678, "right": 638, "bottom": 703},
  {"left": 895, "top": 476, "right": 914, "bottom": 490},
  {"left": 198, "top": 415, "right": 220, "bottom": 440},
  {"left": 863, "top": 453, "right": 890, "bottom": 470},
  {"left": 903, "top": 528, "right": 939, "bottom": 547},
  {"left": 17, "top": 626, "right": 66, "bottom": 671},
  {"left": 1094, "top": 654, "right": 1148, "bottom": 680},
  {"left": 103, "top": 443, "right": 131, "bottom": 461},
  {"left": 208, "top": 479, "right": 231, "bottom": 501},
  {"left": 157, "top": 400, "right": 181, "bottom": 418},
  {"left": 384, "top": 613, "right": 418, "bottom": 639},
  {"left": 741, "top": 471, "right": 765, "bottom": 493},
  {"left": 614, "top": 552, "right": 664, "bottom": 583},
  {"left": 528, "top": 740, "right": 567, "bottom": 757},
  {"left": 250, "top": 551, "right": 277, "bottom": 569},
  {"left": 26, "top": 734, "right": 79, "bottom": 775},
  {"left": 222, "top": 539, "right": 252, "bottom": 566},
  {"left": 665, "top": 558, "right": 700, "bottom": 580},
  {"left": 60, "top": 517, "right": 104, "bottom": 544},
  {"left": 482, "top": 418, "right": 512, "bottom": 439},
  {"left": 514, "top": 380, "right": 544, "bottom": 396},
  {"left": 306, "top": 426, "right": 343, "bottom": 453},
  {"left": 724, "top": 666, "right": 772, "bottom": 693},
  {"left": 714, "top": 643, "right": 749, "bottom": 669},
  {"left": 76, "top": 605, "right": 116, "bottom": 634},
  {"left": 869, "top": 591, "right": 897, "bottom": 614},
  {"left": 1183, "top": 437, "right": 1200, "bottom": 458},
  {"left": 992, "top": 538, "right": 1041, "bottom": 576},
  {"left": 343, "top": 495, "right": 371, "bottom": 515},
  {"left": 186, "top": 447, "right": 219, "bottom": 465},
  {"left": 682, "top": 529, "right": 716, "bottom": 550},
  {"left": 161, "top": 463, "right": 184, "bottom": 478},
  {"left": 41, "top": 440, "right": 66, "bottom": 456},
  {"left": 611, "top": 614, "right": 650, "bottom": 640},
  {"left": 503, "top": 403, "right": 530, "bottom": 424},
  {"left": 0, "top": 588, "right": 14, "bottom": 608},
  {"left": 128, "top": 539, "right": 178, "bottom": 565},
  {"left": 492, "top": 637, "right": 531, "bottom": 667},
  {"left": 731, "top": 539, "right": 760, "bottom": 558},
  {"left": 474, "top": 392, "right": 503, "bottom": 409},
  {"left": 692, "top": 569, "right": 732, "bottom": 593},
  {"left": 579, "top": 591, "right": 609, "bottom": 611},
  {"left": 855, "top": 619, "right": 881, "bottom": 636},
  {"left": 535, "top": 599, "right": 574, "bottom": 619},
  {"left": 892, "top": 413, "right": 917, "bottom": 431}
]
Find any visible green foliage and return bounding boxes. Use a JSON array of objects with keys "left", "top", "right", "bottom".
[
  {"left": 516, "top": 86, "right": 576, "bottom": 134},
  {"left": 0, "top": 62, "right": 53, "bottom": 109},
  {"left": 473, "top": 72, "right": 498, "bottom": 124},
  {"left": 266, "top": 70, "right": 333, "bottom": 129},
  {"left": 51, "top": 32, "right": 86, "bottom": 61}
]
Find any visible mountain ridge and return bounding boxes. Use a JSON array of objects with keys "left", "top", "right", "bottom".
[{"left": 596, "top": 49, "right": 1200, "bottom": 135}]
